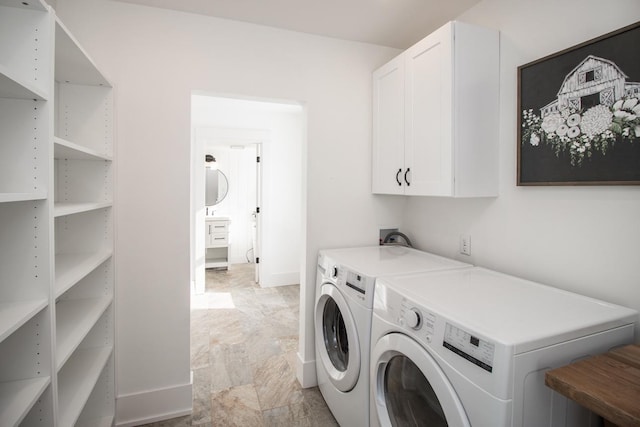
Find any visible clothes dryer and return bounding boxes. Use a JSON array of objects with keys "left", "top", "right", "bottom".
[
  {"left": 369, "top": 267, "right": 637, "bottom": 427},
  {"left": 315, "top": 246, "right": 470, "bottom": 427}
]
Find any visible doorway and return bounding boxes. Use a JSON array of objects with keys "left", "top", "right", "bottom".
[{"left": 190, "top": 94, "right": 305, "bottom": 294}]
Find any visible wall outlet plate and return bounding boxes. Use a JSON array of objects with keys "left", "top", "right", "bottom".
[
  {"left": 460, "top": 235, "right": 471, "bottom": 256},
  {"left": 379, "top": 227, "right": 399, "bottom": 245}
]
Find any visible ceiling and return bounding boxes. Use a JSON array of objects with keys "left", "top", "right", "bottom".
[{"left": 114, "top": 0, "right": 480, "bottom": 49}]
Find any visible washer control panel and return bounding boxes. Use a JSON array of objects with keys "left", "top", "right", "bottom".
[
  {"left": 344, "top": 269, "right": 366, "bottom": 295},
  {"left": 336, "top": 267, "right": 376, "bottom": 307},
  {"left": 443, "top": 323, "right": 495, "bottom": 372}
]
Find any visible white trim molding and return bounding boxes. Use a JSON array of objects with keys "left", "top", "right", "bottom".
[{"left": 116, "top": 375, "right": 193, "bottom": 427}]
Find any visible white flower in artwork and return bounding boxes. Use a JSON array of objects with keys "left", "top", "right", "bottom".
[
  {"left": 614, "top": 110, "right": 635, "bottom": 120},
  {"left": 541, "top": 113, "right": 564, "bottom": 134},
  {"left": 567, "top": 126, "right": 581, "bottom": 138},
  {"left": 566, "top": 113, "right": 581, "bottom": 127},
  {"left": 613, "top": 97, "right": 639, "bottom": 121},
  {"left": 530, "top": 133, "right": 540, "bottom": 146},
  {"left": 622, "top": 97, "right": 639, "bottom": 110},
  {"left": 580, "top": 104, "right": 613, "bottom": 138},
  {"left": 556, "top": 124, "right": 569, "bottom": 137}
]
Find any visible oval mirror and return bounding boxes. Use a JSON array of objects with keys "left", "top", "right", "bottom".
[{"left": 205, "top": 168, "right": 229, "bottom": 206}]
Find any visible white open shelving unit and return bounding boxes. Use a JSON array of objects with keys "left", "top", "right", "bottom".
[{"left": 0, "top": 0, "right": 115, "bottom": 425}]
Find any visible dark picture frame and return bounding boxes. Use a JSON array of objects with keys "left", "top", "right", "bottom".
[{"left": 517, "top": 21, "right": 640, "bottom": 186}]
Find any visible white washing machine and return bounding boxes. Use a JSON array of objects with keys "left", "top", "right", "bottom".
[
  {"left": 315, "top": 246, "right": 471, "bottom": 427},
  {"left": 370, "top": 267, "right": 638, "bottom": 427}
]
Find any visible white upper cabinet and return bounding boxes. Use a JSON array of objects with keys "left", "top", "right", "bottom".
[
  {"left": 372, "top": 21, "right": 499, "bottom": 197},
  {"left": 372, "top": 55, "right": 405, "bottom": 194}
]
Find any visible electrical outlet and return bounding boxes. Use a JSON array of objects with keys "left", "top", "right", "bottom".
[{"left": 460, "top": 235, "right": 471, "bottom": 256}]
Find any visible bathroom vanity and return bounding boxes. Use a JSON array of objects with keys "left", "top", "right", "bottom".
[{"left": 205, "top": 217, "right": 230, "bottom": 269}]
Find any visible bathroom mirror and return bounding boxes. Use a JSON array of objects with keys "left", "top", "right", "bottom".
[{"left": 205, "top": 168, "right": 229, "bottom": 206}]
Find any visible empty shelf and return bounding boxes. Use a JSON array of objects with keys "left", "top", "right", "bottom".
[
  {"left": 55, "top": 251, "right": 113, "bottom": 298},
  {"left": 54, "top": 137, "right": 112, "bottom": 161},
  {"left": 0, "top": 376, "right": 50, "bottom": 427},
  {"left": 56, "top": 297, "right": 112, "bottom": 370},
  {"left": 0, "top": 299, "right": 48, "bottom": 343},
  {"left": 58, "top": 346, "right": 112, "bottom": 427},
  {"left": 54, "top": 201, "right": 112, "bottom": 217}
]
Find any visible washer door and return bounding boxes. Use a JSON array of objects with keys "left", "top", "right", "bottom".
[
  {"left": 371, "top": 333, "right": 470, "bottom": 427},
  {"left": 315, "top": 282, "right": 361, "bottom": 392}
]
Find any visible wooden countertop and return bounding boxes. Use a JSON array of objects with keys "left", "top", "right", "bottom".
[{"left": 545, "top": 344, "right": 640, "bottom": 427}]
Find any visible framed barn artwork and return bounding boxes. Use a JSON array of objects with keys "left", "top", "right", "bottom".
[{"left": 517, "top": 21, "right": 640, "bottom": 185}]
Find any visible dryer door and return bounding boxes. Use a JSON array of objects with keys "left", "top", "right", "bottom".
[
  {"left": 315, "top": 282, "right": 361, "bottom": 392},
  {"left": 371, "top": 333, "right": 470, "bottom": 427}
]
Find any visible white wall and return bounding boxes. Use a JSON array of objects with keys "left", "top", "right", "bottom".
[
  {"left": 54, "top": 0, "right": 403, "bottom": 424},
  {"left": 402, "top": 0, "right": 640, "bottom": 339}
]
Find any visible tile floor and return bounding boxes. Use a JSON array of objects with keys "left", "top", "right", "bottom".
[{"left": 141, "top": 263, "right": 338, "bottom": 427}]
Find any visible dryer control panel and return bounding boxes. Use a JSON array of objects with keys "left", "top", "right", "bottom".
[{"left": 443, "top": 323, "right": 495, "bottom": 372}]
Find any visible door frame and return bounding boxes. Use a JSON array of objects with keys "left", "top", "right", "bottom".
[{"left": 191, "top": 125, "right": 266, "bottom": 293}]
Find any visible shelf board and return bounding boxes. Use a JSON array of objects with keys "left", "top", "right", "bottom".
[
  {"left": 55, "top": 250, "right": 113, "bottom": 298},
  {"left": 0, "top": 376, "right": 50, "bottom": 426},
  {"left": 0, "top": 191, "right": 47, "bottom": 203},
  {"left": 0, "top": 0, "right": 48, "bottom": 11},
  {"left": 0, "top": 299, "right": 48, "bottom": 343},
  {"left": 0, "top": 65, "right": 47, "bottom": 100},
  {"left": 76, "top": 415, "right": 114, "bottom": 427},
  {"left": 56, "top": 297, "right": 112, "bottom": 371},
  {"left": 55, "top": 19, "right": 111, "bottom": 87},
  {"left": 54, "top": 137, "right": 112, "bottom": 161},
  {"left": 58, "top": 346, "right": 112, "bottom": 427},
  {"left": 54, "top": 201, "right": 112, "bottom": 217}
]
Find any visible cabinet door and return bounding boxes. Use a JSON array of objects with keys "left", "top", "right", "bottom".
[
  {"left": 372, "top": 55, "right": 405, "bottom": 195},
  {"left": 404, "top": 23, "right": 453, "bottom": 196},
  {"left": 205, "top": 222, "right": 211, "bottom": 247}
]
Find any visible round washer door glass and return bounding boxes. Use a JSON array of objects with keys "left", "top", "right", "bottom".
[
  {"left": 385, "top": 355, "right": 447, "bottom": 426},
  {"left": 322, "top": 297, "right": 348, "bottom": 371},
  {"left": 315, "top": 283, "right": 361, "bottom": 392},
  {"left": 371, "top": 333, "right": 469, "bottom": 427}
]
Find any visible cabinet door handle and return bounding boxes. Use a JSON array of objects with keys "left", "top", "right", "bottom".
[
  {"left": 396, "top": 168, "right": 402, "bottom": 186},
  {"left": 404, "top": 168, "right": 411, "bottom": 186}
]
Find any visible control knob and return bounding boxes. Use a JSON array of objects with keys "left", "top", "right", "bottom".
[{"left": 404, "top": 308, "right": 421, "bottom": 329}]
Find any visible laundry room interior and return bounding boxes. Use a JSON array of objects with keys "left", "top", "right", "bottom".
[{"left": 1, "top": 0, "right": 639, "bottom": 426}]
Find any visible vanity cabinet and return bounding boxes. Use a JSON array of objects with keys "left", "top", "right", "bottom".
[
  {"left": 372, "top": 21, "right": 499, "bottom": 197},
  {"left": 0, "top": 1, "right": 115, "bottom": 424},
  {"left": 205, "top": 218, "right": 230, "bottom": 269}
]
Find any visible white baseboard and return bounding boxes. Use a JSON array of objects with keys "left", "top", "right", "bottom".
[
  {"left": 116, "top": 375, "right": 193, "bottom": 427},
  {"left": 296, "top": 352, "right": 317, "bottom": 388},
  {"left": 259, "top": 271, "right": 300, "bottom": 288}
]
